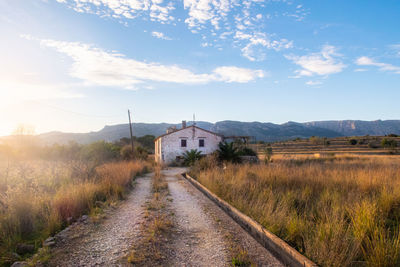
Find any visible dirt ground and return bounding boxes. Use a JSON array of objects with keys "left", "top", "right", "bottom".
[
  {"left": 46, "top": 169, "right": 283, "bottom": 267},
  {"left": 47, "top": 173, "right": 152, "bottom": 267}
]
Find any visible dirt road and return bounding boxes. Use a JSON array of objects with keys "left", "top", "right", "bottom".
[
  {"left": 163, "top": 168, "right": 283, "bottom": 267},
  {"left": 47, "top": 173, "right": 152, "bottom": 266},
  {"left": 46, "top": 169, "right": 283, "bottom": 266}
]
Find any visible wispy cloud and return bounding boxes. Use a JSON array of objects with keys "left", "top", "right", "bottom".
[
  {"left": 286, "top": 45, "right": 346, "bottom": 77},
  {"left": 356, "top": 56, "right": 400, "bottom": 74},
  {"left": 389, "top": 44, "right": 400, "bottom": 57},
  {"left": 234, "top": 31, "right": 293, "bottom": 61},
  {"left": 23, "top": 35, "right": 264, "bottom": 89},
  {"left": 213, "top": 66, "right": 264, "bottom": 83},
  {"left": 305, "top": 80, "right": 322, "bottom": 86},
  {"left": 56, "top": 0, "right": 175, "bottom": 22},
  {"left": 151, "top": 31, "right": 172, "bottom": 40},
  {"left": 54, "top": 0, "right": 303, "bottom": 61}
]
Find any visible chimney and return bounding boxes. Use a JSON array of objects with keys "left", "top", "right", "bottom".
[
  {"left": 182, "top": 120, "right": 187, "bottom": 129},
  {"left": 166, "top": 126, "right": 177, "bottom": 134}
]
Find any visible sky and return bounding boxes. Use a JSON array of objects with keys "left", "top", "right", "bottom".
[{"left": 0, "top": 0, "right": 399, "bottom": 136}]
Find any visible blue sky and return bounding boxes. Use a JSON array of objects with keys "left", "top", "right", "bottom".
[{"left": 0, "top": 0, "right": 399, "bottom": 135}]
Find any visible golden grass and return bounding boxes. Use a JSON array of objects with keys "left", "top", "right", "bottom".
[
  {"left": 0, "top": 160, "right": 150, "bottom": 265},
  {"left": 191, "top": 155, "right": 400, "bottom": 267}
]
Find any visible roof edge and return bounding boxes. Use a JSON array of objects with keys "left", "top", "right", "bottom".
[{"left": 154, "top": 125, "right": 223, "bottom": 141}]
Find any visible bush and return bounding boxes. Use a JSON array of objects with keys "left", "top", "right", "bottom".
[
  {"left": 217, "top": 142, "right": 241, "bottom": 163},
  {"left": 182, "top": 149, "right": 203, "bottom": 166},
  {"left": 238, "top": 147, "right": 257, "bottom": 156},
  {"left": 120, "top": 145, "right": 149, "bottom": 160},
  {"left": 349, "top": 139, "right": 358, "bottom": 145},
  {"left": 382, "top": 138, "right": 397, "bottom": 149}
]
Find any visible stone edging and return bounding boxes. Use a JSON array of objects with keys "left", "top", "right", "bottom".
[{"left": 182, "top": 173, "right": 318, "bottom": 267}]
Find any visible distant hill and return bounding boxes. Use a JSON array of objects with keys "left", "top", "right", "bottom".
[
  {"left": 6, "top": 120, "right": 399, "bottom": 145},
  {"left": 304, "top": 120, "right": 400, "bottom": 136}
]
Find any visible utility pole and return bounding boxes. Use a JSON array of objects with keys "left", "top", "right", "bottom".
[{"left": 128, "top": 109, "right": 134, "bottom": 153}]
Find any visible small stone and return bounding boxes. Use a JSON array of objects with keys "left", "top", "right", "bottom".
[
  {"left": 16, "top": 244, "right": 34, "bottom": 255},
  {"left": 11, "top": 261, "right": 29, "bottom": 267},
  {"left": 44, "top": 241, "right": 56, "bottom": 247},
  {"left": 45, "top": 237, "right": 55, "bottom": 243}
]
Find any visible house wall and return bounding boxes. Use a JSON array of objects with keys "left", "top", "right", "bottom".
[{"left": 156, "top": 126, "right": 222, "bottom": 164}]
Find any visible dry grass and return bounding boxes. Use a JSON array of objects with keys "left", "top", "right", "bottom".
[
  {"left": 0, "top": 160, "right": 150, "bottom": 266},
  {"left": 191, "top": 155, "right": 400, "bottom": 267},
  {"left": 127, "top": 165, "right": 173, "bottom": 266}
]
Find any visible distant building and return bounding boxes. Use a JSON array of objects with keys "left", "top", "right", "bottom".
[{"left": 154, "top": 121, "right": 223, "bottom": 164}]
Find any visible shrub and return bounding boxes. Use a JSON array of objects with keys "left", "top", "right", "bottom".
[
  {"left": 182, "top": 149, "right": 203, "bottom": 166},
  {"left": 382, "top": 138, "right": 397, "bottom": 149},
  {"left": 237, "top": 147, "right": 257, "bottom": 156},
  {"left": 217, "top": 142, "right": 241, "bottom": 163},
  {"left": 349, "top": 139, "right": 358, "bottom": 145}
]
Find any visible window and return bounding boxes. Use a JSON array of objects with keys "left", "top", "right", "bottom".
[
  {"left": 199, "top": 139, "right": 205, "bottom": 147},
  {"left": 181, "top": 139, "right": 187, "bottom": 147}
]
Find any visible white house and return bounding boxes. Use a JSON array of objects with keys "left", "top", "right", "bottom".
[{"left": 154, "top": 122, "right": 223, "bottom": 164}]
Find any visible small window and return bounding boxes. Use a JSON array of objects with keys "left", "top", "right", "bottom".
[
  {"left": 199, "top": 139, "right": 205, "bottom": 147},
  {"left": 181, "top": 139, "right": 187, "bottom": 147}
]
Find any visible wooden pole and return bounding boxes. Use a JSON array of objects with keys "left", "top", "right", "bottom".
[{"left": 128, "top": 109, "right": 134, "bottom": 153}]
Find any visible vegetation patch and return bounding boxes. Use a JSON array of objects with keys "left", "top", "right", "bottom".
[
  {"left": 127, "top": 166, "right": 174, "bottom": 266},
  {"left": 0, "top": 140, "right": 151, "bottom": 266},
  {"left": 190, "top": 155, "right": 400, "bottom": 267}
]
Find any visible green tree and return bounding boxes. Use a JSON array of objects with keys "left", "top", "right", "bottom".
[
  {"left": 183, "top": 149, "right": 203, "bottom": 166},
  {"left": 217, "top": 142, "right": 241, "bottom": 163},
  {"left": 264, "top": 145, "right": 273, "bottom": 164}
]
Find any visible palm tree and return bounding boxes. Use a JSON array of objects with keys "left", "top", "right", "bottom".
[
  {"left": 217, "top": 141, "right": 241, "bottom": 163},
  {"left": 183, "top": 149, "right": 203, "bottom": 166}
]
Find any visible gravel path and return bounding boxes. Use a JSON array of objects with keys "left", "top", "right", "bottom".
[
  {"left": 46, "top": 169, "right": 284, "bottom": 267},
  {"left": 47, "top": 174, "right": 152, "bottom": 267},
  {"left": 164, "top": 168, "right": 283, "bottom": 267}
]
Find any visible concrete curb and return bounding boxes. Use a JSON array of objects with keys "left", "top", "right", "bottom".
[{"left": 182, "top": 173, "right": 318, "bottom": 267}]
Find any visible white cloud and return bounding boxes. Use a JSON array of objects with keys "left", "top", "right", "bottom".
[
  {"left": 55, "top": 0, "right": 302, "bottom": 61},
  {"left": 151, "top": 31, "right": 172, "bottom": 40},
  {"left": 183, "top": 0, "right": 231, "bottom": 30},
  {"left": 56, "top": 0, "right": 175, "bottom": 23},
  {"left": 25, "top": 36, "right": 264, "bottom": 88},
  {"left": 213, "top": 66, "right": 264, "bottom": 83},
  {"left": 235, "top": 31, "right": 293, "bottom": 61},
  {"left": 355, "top": 56, "right": 400, "bottom": 74},
  {"left": 286, "top": 45, "right": 346, "bottom": 77},
  {"left": 354, "top": 68, "right": 367, "bottom": 72},
  {"left": 305, "top": 80, "right": 322, "bottom": 86}
]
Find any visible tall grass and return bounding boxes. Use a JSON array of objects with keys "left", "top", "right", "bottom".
[
  {"left": 191, "top": 156, "right": 400, "bottom": 266},
  {"left": 0, "top": 160, "right": 150, "bottom": 265}
]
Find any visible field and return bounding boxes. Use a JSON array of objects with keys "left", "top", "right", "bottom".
[
  {"left": 0, "top": 156, "right": 151, "bottom": 265},
  {"left": 190, "top": 153, "right": 400, "bottom": 266},
  {"left": 252, "top": 136, "right": 400, "bottom": 158}
]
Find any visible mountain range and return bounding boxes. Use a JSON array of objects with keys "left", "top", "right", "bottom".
[{"left": 32, "top": 120, "right": 400, "bottom": 145}]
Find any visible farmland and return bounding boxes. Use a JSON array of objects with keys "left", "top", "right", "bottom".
[{"left": 253, "top": 135, "right": 400, "bottom": 158}]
